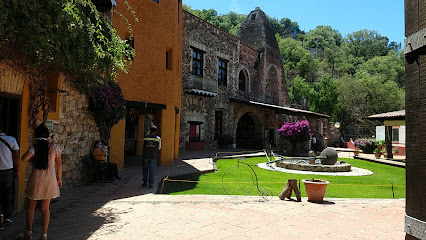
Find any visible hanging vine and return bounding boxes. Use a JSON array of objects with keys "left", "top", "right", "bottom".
[{"left": 0, "top": 0, "right": 136, "bottom": 131}]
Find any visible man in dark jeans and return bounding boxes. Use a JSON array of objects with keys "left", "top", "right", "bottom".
[
  {"left": 142, "top": 126, "right": 161, "bottom": 188},
  {"left": 0, "top": 124, "right": 20, "bottom": 230}
]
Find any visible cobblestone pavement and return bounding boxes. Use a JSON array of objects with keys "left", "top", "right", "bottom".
[{"left": 1, "top": 150, "right": 406, "bottom": 240}]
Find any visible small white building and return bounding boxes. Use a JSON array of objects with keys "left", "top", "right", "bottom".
[{"left": 367, "top": 110, "right": 405, "bottom": 156}]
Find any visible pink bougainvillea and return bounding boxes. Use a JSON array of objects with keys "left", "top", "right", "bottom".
[{"left": 277, "top": 120, "right": 311, "bottom": 142}]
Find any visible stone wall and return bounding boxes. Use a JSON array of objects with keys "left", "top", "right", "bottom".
[
  {"left": 182, "top": 11, "right": 240, "bottom": 95},
  {"left": 49, "top": 80, "right": 100, "bottom": 187},
  {"left": 237, "top": 8, "right": 290, "bottom": 106},
  {"left": 181, "top": 11, "right": 240, "bottom": 149}
]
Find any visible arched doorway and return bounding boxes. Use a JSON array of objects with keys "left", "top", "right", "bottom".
[{"left": 236, "top": 113, "right": 262, "bottom": 149}]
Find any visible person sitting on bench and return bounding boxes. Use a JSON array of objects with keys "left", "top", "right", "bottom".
[{"left": 92, "top": 140, "right": 119, "bottom": 180}]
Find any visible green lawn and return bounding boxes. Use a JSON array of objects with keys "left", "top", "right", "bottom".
[{"left": 161, "top": 157, "right": 406, "bottom": 199}]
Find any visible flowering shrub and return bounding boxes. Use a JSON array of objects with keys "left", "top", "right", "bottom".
[
  {"left": 92, "top": 83, "right": 126, "bottom": 128},
  {"left": 354, "top": 139, "right": 377, "bottom": 154},
  {"left": 217, "top": 134, "right": 234, "bottom": 146},
  {"left": 277, "top": 120, "right": 311, "bottom": 142}
]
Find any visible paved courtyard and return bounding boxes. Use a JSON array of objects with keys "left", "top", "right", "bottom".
[
  {"left": 68, "top": 195, "right": 405, "bottom": 240},
  {"left": 1, "top": 150, "right": 406, "bottom": 240}
]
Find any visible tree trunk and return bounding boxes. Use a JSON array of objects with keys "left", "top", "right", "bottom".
[{"left": 28, "top": 69, "right": 50, "bottom": 127}]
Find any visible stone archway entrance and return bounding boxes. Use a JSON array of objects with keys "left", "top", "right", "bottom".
[{"left": 236, "top": 112, "right": 262, "bottom": 149}]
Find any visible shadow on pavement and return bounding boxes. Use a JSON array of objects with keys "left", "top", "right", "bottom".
[{"left": 3, "top": 154, "right": 205, "bottom": 240}]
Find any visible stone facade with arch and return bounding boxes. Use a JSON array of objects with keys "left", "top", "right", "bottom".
[{"left": 181, "top": 8, "right": 331, "bottom": 151}]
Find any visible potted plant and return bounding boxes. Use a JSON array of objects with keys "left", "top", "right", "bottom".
[
  {"left": 392, "top": 148, "right": 399, "bottom": 156},
  {"left": 217, "top": 134, "right": 234, "bottom": 149},
  {"left": 382, "top": 148, "right": 387, "bottom": 158},
  {"left": 302, "top": 178, "right": 330, "bottom": 202},
  {"left": 353, "top": 147, "right": 360, "bottom": 156},
  {"left": 373, "top": 148, "right": 382, "bottom": 158},
  {"left": 375, "top": 140, "right": 385, "bottom": 150},
  {"left": 354, "top": 139, "right": 377, "bottom": 154},
  {"left": 277, "top": 120, "right": 311, "bottom": 155}
]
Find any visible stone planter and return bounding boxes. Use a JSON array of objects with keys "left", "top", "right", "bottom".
[
  {"left": 302, "top": 179, "right": 330, "bottom": 202},
  {"left": 277, "top": 138, "right": 309, "bottom": 156}
]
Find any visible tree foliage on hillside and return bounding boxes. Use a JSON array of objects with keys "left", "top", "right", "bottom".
[
  {"left": 183, "top": 6, "right": 405, "bottom": 138},
  {"left": 278, "top": 37, "right": 317, "bottom": 80},
  {"left": 183, "top": 5, "right": 245, "bottom": 36}
]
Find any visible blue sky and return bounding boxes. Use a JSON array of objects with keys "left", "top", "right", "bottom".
[{"left": 183, "top": 0, "right": 405, "bottom": 44}]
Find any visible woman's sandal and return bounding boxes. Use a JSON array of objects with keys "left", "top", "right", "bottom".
[{"left": 39, "top": 233, "right": 47, "bottom": 240}]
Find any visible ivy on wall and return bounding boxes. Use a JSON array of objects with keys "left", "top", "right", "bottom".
[{"left": 0, "top": 0, "right": 135, "bottom": 141}]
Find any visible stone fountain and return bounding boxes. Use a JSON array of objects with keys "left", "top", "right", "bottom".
[{"left": 274, "top": 148, "right": 352, "bottom": 172}]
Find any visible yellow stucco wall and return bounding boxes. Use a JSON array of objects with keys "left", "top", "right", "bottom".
[
  {"left": 113, "top": 0, "right": 183, "bottom": 165},
  {"left": 384, "top": 120, "right": 405, "bottom": 126},
  {"left": 17, "top": 80, "right": 30, "bottom": 210},
  {"left": 110, "top": 119, "right": 126, "bottom": 171}
]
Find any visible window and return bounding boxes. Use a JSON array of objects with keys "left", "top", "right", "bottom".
[
  {"left": 239, "top": 70, "right": 246, "bottom": 91},
  {"left": 189, "top": 121, "right": 202, "bottom": 142},
  {"left": 218, "top": 59, "right": 227, "bottom": 86},
  {"left": 192, "top": 48, "right": 204, "bottom": 77},
  {"left": 215, "top": 111, "right": 223, "bottom": 140},
  {"left": 166, "top": 48, "right": 173, "bottom": 70},
  {"left": 392, "top": 128, "right": 399, "bottom": 142}
]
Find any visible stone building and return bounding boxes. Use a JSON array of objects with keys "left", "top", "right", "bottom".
[{"left": 181, "top": 8, "right": 332, "bottom": 151}]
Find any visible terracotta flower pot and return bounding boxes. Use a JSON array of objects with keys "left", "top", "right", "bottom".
[
  {"left": 302, "top": 179, "right": 330, "bottom": 202},
  {"left": 374, "top": 152, "right": 382, "bottom": 158},
  {"left": 354, "top": 149, "right": 360, "bottom": 156}
]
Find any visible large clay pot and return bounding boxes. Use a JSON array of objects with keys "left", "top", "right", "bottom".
[
  {"left": 354, "top": 149, "right": 360, "bottom": 156},
  {"left": 302, "top": 179, "right": 330, "bottom": 202}
]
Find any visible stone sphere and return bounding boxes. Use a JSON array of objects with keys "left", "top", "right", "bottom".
[{"left": 319, "top": 147, "right": 338, "bottom": 165}]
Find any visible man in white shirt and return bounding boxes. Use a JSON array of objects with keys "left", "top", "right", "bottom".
[{"left": 0, "top": 123, "right": 20, "bottom": 230}]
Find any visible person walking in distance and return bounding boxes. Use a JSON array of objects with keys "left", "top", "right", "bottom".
[
  {"left": 0, "top": 123, "right": 20, "bottom": 231},
  {"left": 22, "top": 124, "right": 62, "bottom": 240},
  {"left": 142, "top": 126, "right": 161, "bottom": 188}
]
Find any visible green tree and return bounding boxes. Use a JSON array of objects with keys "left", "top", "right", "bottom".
[
  {"left": 343, "top": 29, "right": 389, "bottom": 61},
  {"left": 338, "top": 73, "right": 405, "bottom": 138},
  {"left": 303, "top": 26, "right": 343, "bottom": 78},
  {"left": 267, "top": 16, "right": 302, "bottom": 38},
  {"left": 357, "top": 51, "right": 405, "bottom": 88},
  {"left": 308, "top": 75, "right": 342, "bottom": 120},
  {"left": 288, "top": 76, "right": 310, "bottom": 105},
  {"left": 183, "top": 6, "right": 245, "bottom": 37},
  {"left": 303, "top": 25, "right": 343, "bottom": 50},
  {"left": 277, "top": 37, "right": 317, "bottom": 80},
  {"left": 0, "top": 0, "right": 135, "bottom": 141}
]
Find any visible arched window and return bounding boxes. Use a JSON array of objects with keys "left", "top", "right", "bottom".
[{"left": 239, "top": 70, "right": 246, "bottom": 91}]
